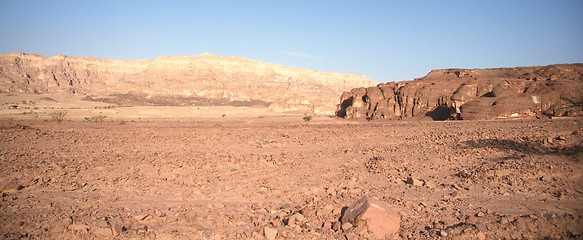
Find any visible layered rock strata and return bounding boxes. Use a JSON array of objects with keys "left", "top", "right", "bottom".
[{"left": 0, "top": 52, "right": 377, "bottom": 114}]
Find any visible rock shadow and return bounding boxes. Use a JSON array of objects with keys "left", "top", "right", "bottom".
[
  {"left": 424, "top": 105, "right": 453, "bottom": 121},
  {"left": 336, "top": 97, "right": 353, "bottom": 118},
  {"left": 462, "top": 138, "right": 582, "bottom": 161}
]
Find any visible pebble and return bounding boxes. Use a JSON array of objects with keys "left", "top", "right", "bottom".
[
  {"left": 68, "top": 224, "right": 89, "bottom": 232},
  {"left": 439, "top": 230, "right": 448, "bottom": 237},
  {"left": 112, "top": 223, "right": 127, "bottom": 235},
  {"left": 344, "top": 233, "right": 357, "bottom": 240},
  {"left": 406, "top": 177, "right": 423, "bottom": 186},
  {"left": 547, "top": 136, "right": 554, "bottom": 143},
  {"left": 423, "top": 180, "right": 437, "bottom": 188},
  {"left": 321, "top": 221, "right": 332, "bottom": 230},
  {"left": 476, "top": 232, "right": 486, "bottom": 240},
  {"left": 341, "top": 222, "right": 353, "bottom": 231},
  {"left": 93, "top": 227, "right": 113, "bottom": 237},
  {"left": 353, "top": 225, "right": 368, "bottom": 236},
  {"left": 332, "top": 221, "right": 341, "bottom": 231},
  {"left": 154, "top": 208, "right": 165, "bottom": 217},
  {"left": 286, "top": 213, "right": 305, "bottom": 226},
  {"left": 263, "top": 226, "right": 277, "bottom": 240},
  {"left": 134, "top": 214, "right": 149, "bottom": 221}
]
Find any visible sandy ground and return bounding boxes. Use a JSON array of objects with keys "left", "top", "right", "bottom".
[
  {"left": 0, "top": 113, "right": 582, "bottom": 239},
  {"left": 0, "top": 93, "right": 293, "bottom": 122}
]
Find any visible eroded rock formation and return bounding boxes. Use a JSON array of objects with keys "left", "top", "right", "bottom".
[
  {"left": 337, "top": 64, "right": 583, "bottom": 120},
  {"left": 0, "top": 52, "right": 377, "bottom": 114}
]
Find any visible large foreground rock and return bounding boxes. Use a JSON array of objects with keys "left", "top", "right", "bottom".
[
  {"left": 0, "top": 52, "right": 377, "bottom": 114},
  {"left": 341, "top": 197, "right": 401, "bottom": 238},
  {"left": 337, "top": 64, "right": 583, "bottom": 120}
]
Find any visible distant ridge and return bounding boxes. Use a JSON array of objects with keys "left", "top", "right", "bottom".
[{"left": 0, "top": 52, "right": 378, "bottom": 114}]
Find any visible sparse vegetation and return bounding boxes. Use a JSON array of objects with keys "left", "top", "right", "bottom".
[
  {"left": 49, "top": 111, "right": 67, "bottom": 124},
  {"left": 303, "top": 116, "right": 312, "bottom": 122},
  {"left": 84, "top": 115, "right": 107, "bottom": 123},
  {"left": 366, "top": 116, "right": 373, "bottom": 121}
]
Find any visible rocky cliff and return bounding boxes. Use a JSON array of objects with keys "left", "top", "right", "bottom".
[
  {"left": 0, "top": 52, "right": 377, "bottom": 114},
  {"left": 337, "top": 64, "right": 583, "bottom": 120}
]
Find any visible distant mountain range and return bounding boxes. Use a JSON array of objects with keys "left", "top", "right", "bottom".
[{"left": 0, "top": 52, "right": 377, "bottom": 114}]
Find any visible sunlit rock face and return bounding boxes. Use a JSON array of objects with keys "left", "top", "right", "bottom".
[
  {"left": 0, "top": 52, "right": 377, "bottom": 114},
  {"left": 337, "top": 64, "right": 583, "bottom": 120}
]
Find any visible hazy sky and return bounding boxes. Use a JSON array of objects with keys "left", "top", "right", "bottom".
[{"left": 1, "top": 1, "right": 582, "bottom": 82}]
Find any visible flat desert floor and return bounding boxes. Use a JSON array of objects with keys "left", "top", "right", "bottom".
[{"left": 0, "top": 114, "right": 582, "bottom": 239}]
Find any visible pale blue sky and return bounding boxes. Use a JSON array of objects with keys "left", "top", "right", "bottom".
[{"left": 1, "top": 0, "right": 582, "bottom": 82}]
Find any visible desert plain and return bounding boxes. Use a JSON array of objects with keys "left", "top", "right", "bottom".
[
  {"left": 1, "top": 53, "right": 582, "bottom": 239},
  {"left": 0, "top": 94, "right": 582, "bottom": 240}
]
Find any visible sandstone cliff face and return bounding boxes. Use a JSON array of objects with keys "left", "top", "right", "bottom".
[
  {"left": 0, "top": 52, "right": 377, "bottom": 114},
  {"left": 337, "top": 64, "right": 583, "bottom": 120}
]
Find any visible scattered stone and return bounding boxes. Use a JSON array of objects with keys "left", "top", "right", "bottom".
[
  {"left": 321, "top": 221, "right": 332, "bottom": 230},
  {"left": 439, "top": 230, "right": 448, "bottom": 237},
  {"left": 154, "top": 208, "right": 165, "bottom": 217},
  {"left": 93, "top": 227, "right": 113, "bottom": 237},
  {"left": 134, "top": 214, "right": 149, "bottom": 221},
  {"left": 344, "top": 233, "right": 357, "bottom": 240},
  {"left": 164, "top": 226, "right": 178, "bottom": 233},
  {"left": 68, "top": 224, "right": 89, "bottom": 232},
  {"left": 286, "top": 213, "right": 305, "bottom": 226},
  {"left": 166, "top": 215, "right": 178, "bottom": 223},
  {"left": 112, "top": 223, "right": 127, "bottom": 235},
  {"left": 263, "top": 226, "right": 277, "bottom": 240},
  {"left": 476, "top": 211, "right": 485, "bottom": 217},
  {"left": 476, "top": 232, "right": 486, "bottom": 240},
  {"left": 340, "top": 197, "right": 401, "bottom": 239},
  {"left": 546, "top": 137, "right": 554, "bottom": 144},
  {"left": 1, "top": 182, "right": 25, "bottom": 193},
  {"left": 341, "top": 222, "right": 353, "bottom": 231},
  {"left": 332, "top": 221, "right": 341, "bottom": 231},
  {"left": 60, "top": 217, "right": 73, "bottom": 227},
  {"left": 192, "top": 222, "right": 208, "bottom": 232},
  {"left": 423, "top": 179, "right": 437, "bottom": 188},
  {"left": 406, "top": 177, "right": 423, "bottom": 186},
  {"left": 270, "top": 219, "right": 283, "bottom": 228},
  {"left": 300, "top": 206, "right": 313, "bottom": 217},
  {"left": 465, "top": 215, "right": 478, "bottom": 225},
  {"left": 499, "top": 217, "right": 512, "bottom": 224},
  {"left": 353, "top": 225, "right": 368, "bottom": 236}
]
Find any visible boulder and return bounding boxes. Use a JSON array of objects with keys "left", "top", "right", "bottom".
[{"left": 341, "top": 197, "right": 401, "bottom": 238}]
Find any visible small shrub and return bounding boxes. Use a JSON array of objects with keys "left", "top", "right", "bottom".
[
  {"left": 303, "top": 116, "right": 312, "bottom": 122},
  {"left": 84, "top": 115, "right": 107, "bottom": 123},
  {"left": 50, "top": 111, "right": 67, "bottom": 124},
  {"left": 366, "top": 116, "right": 373, "bottom": 121}
]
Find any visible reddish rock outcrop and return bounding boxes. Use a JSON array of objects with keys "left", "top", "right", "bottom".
[
  {"left": 337, "top": 64, "right": 583, "bottom": 120},
  {"left": 341, "top": 197, "right": 401, "bottom": 238},
  {"left": 0, "top": 52, "right": 377, "bottom": 114}
]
